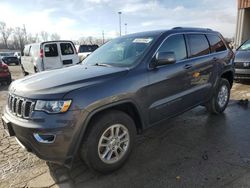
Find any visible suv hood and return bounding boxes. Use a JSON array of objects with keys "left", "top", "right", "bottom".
[
  {"left": 234, "top": 50, "right": 250, "bottom": 62},
  {"left": 10, "top": 64, "right": 129, "bottom": 99}
]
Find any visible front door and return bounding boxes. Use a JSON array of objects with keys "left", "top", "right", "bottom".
[{"left": 147, "top": 34, "right": 191, "bottom": 124}]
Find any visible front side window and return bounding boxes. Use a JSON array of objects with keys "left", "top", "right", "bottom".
[
  {"left": 158, "top": 34, "right": 187, "bottom": 61},
  {"left": 23, "top": 46, "right": 30, "bottom": 56},
  {"left": 207, "top": 34, "right": 227, "bottom": 52},
  {"left": 60, "top": 43, "right": 74, "bottom": 55},
  {"left": 84, "top": 36, "right": 155, "bottom": 67},
  {"left": 44, "top": 44, "right": 58, "bottom": 57},
  {"left": 187, "top": 34, "right": 210, "bottom": 58}
]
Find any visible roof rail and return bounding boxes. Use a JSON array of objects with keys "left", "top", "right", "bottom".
[{"left": 172, "top": 27, "right": 212, "bottom": 31}]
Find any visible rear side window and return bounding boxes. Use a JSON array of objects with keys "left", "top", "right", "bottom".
[
  {"left": 187, "top": 34, "right": 210, "bottom": 58},
  {"left": 158, "top": 34, "right": 187, "bottom": 61},
  {"left": 44, "top": 44, "right": 58, "bottom": 57},
  {"left": 206, "top": 34, "right": 227, "bottom": 53},
  {"left": 60, "top": 43, "right": 74, "bottom": 55}
]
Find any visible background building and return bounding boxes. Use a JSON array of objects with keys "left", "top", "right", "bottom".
[{"left": 235, "top": 0, "right": 250, "bottom": 47}]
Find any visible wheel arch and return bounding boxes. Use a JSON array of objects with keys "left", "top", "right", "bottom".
[
  {"left": 221, "top": 70, "right": 234, "bottom": 88},
  {"left": 84, "top": 100, "right": 144, "bottom": 137},
  {"left": 72, "top": 100, "right": 145, "bottom": 164}
]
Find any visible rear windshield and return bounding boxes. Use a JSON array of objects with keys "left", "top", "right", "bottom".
[
  {"left": 44, "top": 43, "right": 58, "bottom": 57},
  {"left": 79, "top": 45, "right": 98, "bottom": 53},
  {"left": 60, "top": 43, "right": 74, "bottom": 55},
  {"left": 238, "top": 39, "right": 250, "bottom": 51}
]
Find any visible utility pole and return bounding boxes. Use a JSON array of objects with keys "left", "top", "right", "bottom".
[
  {"left": 118, "top": 11, "right": 122, "bottom": 36},
  {"left": 102, "top": 30, "right": 105, "bottom": 44},
  {"left": 124, "top": 23, "right": 127, "bottom": 35}
]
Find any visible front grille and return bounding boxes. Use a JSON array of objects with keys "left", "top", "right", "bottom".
[
  {"left": 8, "top": 94, "right": 35, "bottom": 119},
  {"left": 234, "top": 62, "right": 250, "bottom": 69}
]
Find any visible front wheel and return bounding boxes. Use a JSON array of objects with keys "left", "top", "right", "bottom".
[
  {"left": 206, "top": 78, "right": 230, "bottom": 114},
  {"left": 6, "top": 75, "right": 12, "bottom": 85},
  {"left": 20, "top": 64, "right": 29, "bottom": 76},
  {"left": 80, "top": 110, "right": 136, "bottom": 173}
]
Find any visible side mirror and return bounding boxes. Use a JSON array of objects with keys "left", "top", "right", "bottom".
[{"left": 154, "top": 51, "right": 176, "bottom": 67}]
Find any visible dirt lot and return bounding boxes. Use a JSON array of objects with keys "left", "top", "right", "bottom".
[{"left": 0, "top": 65, "right": 250, "bottom": 188}]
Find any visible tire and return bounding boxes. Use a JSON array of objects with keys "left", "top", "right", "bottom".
[
  {"left": 6, "top": 75, "right": 12, "bottom": 85},
  {"left": 80, "top": 110, "right": 136, "bottom": 173},
  {"left": 206, "top": 78, "right": 230, "bottom": 114},
  {"left": 21, "top": 64, "right": 29, "bottom": 76}
]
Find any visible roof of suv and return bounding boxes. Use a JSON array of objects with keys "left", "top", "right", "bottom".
[{"left": 124, "top": 27, "right": 219, "bottom": 38}]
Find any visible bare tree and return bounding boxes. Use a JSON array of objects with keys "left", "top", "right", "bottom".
[
  {"left": 87, "top": 36, "right": 93, "bottom": 44},
  {"left": 0, "top": 22, "right": 13, "bottom": 48},
  {"left": 40, "top": 31, "right": 49, "bottom": 41},
  {"left": 27, "top": 33, "right": 39, "bottom": 43},
  {"left": 13, "top": 26, "right": 26, "bottom": 50},
  {"left": 50, "top": 33, "right": 61, "bottom": 40}
]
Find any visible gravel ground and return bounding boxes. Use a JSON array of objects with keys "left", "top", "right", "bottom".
[{"left": 0, "top": 65, "right": 249, "bottom": 188}]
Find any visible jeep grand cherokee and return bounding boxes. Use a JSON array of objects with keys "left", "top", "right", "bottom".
[{"left": 2, "top": 27, "right": 234, "bottom": 173}]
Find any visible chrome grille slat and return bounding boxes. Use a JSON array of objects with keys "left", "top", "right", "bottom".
[{"left": 7, "top": 94, "right": 34, "bottom": 119}]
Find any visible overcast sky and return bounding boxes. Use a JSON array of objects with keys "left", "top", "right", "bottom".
[{"left": 0, "top": 0, "right": 237, "bottom": 40}]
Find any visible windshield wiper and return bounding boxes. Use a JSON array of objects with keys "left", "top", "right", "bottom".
[{"left": 94, "top": 63, "right": 113, "bottom": 67}]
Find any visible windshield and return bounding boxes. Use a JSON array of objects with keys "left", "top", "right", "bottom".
[
  {"left": 238, "top": 39, "right": 250, "bottom": 51},
  {"left": 83, "top": 36, "right": 155, "bottom": 67}
]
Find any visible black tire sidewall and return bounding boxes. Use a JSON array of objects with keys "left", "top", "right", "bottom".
[
  {"left": 7, "top": 75, "right": 12, "bottom": 85},
  {"left": 81, "top": 110, "right": 136, "bottom": 173}
]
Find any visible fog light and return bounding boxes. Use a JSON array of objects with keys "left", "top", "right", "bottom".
[{"left": 33, "top": 133, "right": 56, "bottom": 143}]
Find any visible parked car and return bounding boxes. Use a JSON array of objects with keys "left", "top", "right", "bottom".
[
  {"left": 0, "top": 59, "right": 11, "bottom": 85},
  {"left": 0, "top": 52, "right": 19, "bottom": 65},
  {"left": 2, "top": 28, "right": 234, "bottom": 173},
  {"left": 234, "top": 39, "right": 250, "bottom": 80},
  {"left": 76, "top": 44, "right": 98, "bottom": 61},
  {"left": 21, "top": 40, "right": 79, "bottom": 75}
]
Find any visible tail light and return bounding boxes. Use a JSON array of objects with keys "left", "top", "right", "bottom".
[
  {"left": 40, "top": 49, "right": 44, "bottom": 58},
  {"left": 2, "top": 62, "right": 8, "bottom": 69},
  {"left": 1, "top": 62, "right": 9, "bottom": 72}
]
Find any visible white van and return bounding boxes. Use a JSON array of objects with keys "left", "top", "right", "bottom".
[{"left": 21, "top": 41, "right": 79, "bottom": 75}]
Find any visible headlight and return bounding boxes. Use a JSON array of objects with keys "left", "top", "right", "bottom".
[{"left": 34, "top": 100, "right": 72, "bottom": 113}]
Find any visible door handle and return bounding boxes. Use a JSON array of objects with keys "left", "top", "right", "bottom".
[{"left": 184, "top": 64, "right": 192, "bottom": 69}]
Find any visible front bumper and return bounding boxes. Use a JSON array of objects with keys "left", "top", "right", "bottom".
[
  {"left": 234, "top": 68, "right": 250, "bottom": 80},
  {"left": 2, "top": 105, "right": 87, "bottom": 167}
]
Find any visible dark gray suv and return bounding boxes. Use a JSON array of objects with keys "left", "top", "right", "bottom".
[{"left": 2, "top": 27, "right": 234, "bottom": 173}]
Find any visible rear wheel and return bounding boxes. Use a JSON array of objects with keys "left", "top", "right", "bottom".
[
  {"left": 206, "top": 78, "right": 230, "bottom": 114},
  {"left": 80, "top": 110, "right": 136, "bottom": 173}
]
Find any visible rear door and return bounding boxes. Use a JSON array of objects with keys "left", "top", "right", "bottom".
[
  {"left": 59, "top": 42, "right": 79, "bottom": 67},
  {"left": 183, "top": 34, "right": 215, "bottom": 106},
  {"left": 43, "top": 42, "right": 62, "bottom": 70}
]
